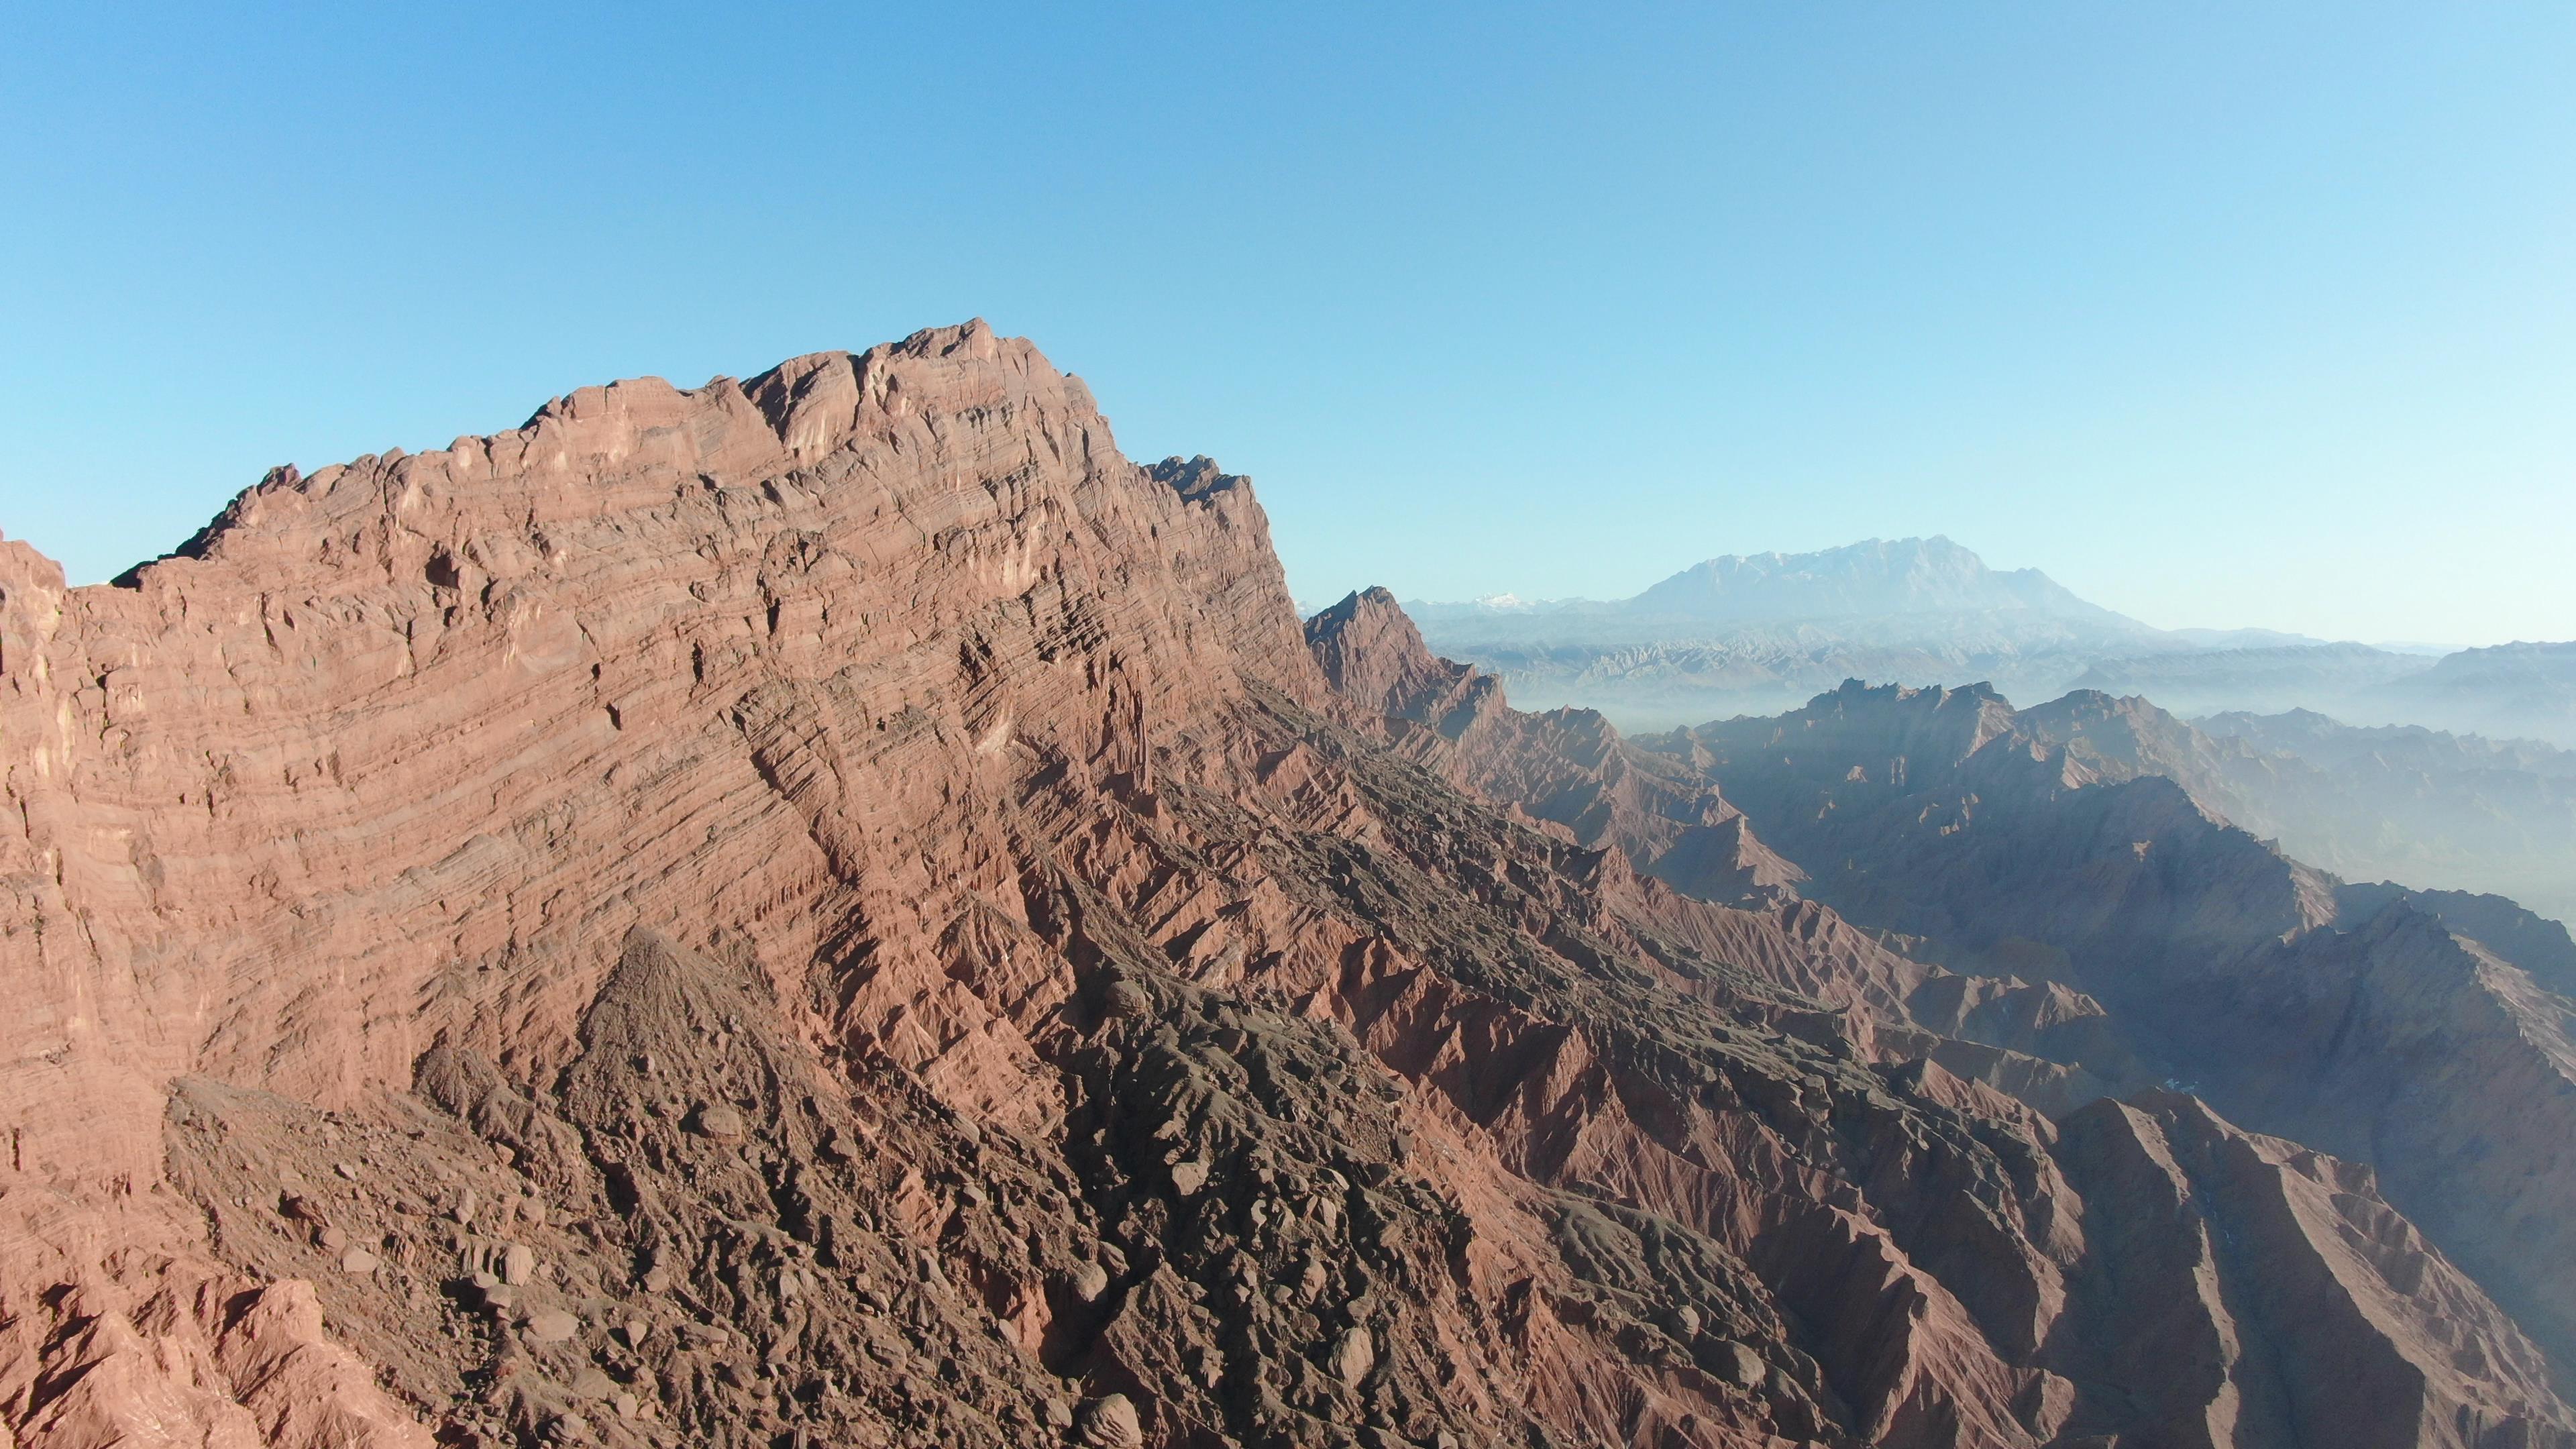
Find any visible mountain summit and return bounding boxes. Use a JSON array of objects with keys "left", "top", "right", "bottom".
[
  {"left": 1623, "top": 535, "right": 2142, "bottom": 627},
  {"left": 1405, "top": 537, "right": 2537, "bottom": 733},
  {"left": 1409, "top": 537, "right": 2180, "bottom": 726}
]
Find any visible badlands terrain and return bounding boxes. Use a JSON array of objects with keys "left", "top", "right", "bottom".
[{"left": 4, "top": 323, "right": 2574, "bottom": 1448}]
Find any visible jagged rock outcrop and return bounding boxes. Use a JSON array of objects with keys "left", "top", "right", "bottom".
[
  {"left": 2, "top": 326, "right": 2568, "bottom": 1448},
  {"left": 2048, "top": 1091, "right": 2569, "bottom": 1449}
]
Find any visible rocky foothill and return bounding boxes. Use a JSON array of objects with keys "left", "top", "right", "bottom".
[{"left": 4, "top": 323, "right": 2573, "bottom": 1448}]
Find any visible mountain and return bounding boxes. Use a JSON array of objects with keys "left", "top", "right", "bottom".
[
  {"left": 2368, "top": 641, "right": 2576, "bottom": 744},
  {"left": 2166, "top": 627, "right": 2334, "bottom": 649},
  {"left": 2064, "top": 641, "right": 2438, "bottom": 718},
  {"left": 1821, "top": 686, "right": 2576, "bottom": 925},
  {"left": 1402, "top": 539, "right": 2576, "bottom": 738},
  {"left": 1627, "top": 680, "right": 2576, "bottom": 1393},
  {"left": 1310, "top": 590, "right": 2576, "bottom": 1437},
  {"left": 3, "top": 325, "right": 2572, "bottom": 1449},
  {"left": 2202, "top": 706, "right": 2576, "bottom": 779},
  {"left": 2189, "top": 708, "right": 2576, "bottom": 923},
  {"left": 1622, "top": 537, "right": 2140, "bottom": 627},
  {"left": 1413, "top": 536, "right": 2158, "bottom": 645},
  {"left": 2068, "top": 643, "right": 2576, "bottom": 749}
]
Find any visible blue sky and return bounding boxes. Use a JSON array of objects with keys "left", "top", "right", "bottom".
[{"left": 3, "top": 4, "right": 2570, "bottom": 644}]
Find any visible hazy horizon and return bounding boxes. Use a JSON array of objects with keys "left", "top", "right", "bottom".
[{"left": 4, "top": 5, "right": 2570, "bottom": 647}]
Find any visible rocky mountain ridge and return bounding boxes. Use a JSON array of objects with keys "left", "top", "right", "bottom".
[
  {"left": 1617, "top": 538, "right": 2133, "bottom": 629},
  {"left": 1648, "top": 680, "right": 2576, "bottom": 1377},
  {"left": 2173, "top": 708, "right": 2576, "bottom": 923},
  {"left": 1, "top": 325, "right": 2569, "bottom": 1448}
]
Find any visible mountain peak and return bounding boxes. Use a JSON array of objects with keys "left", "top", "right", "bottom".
[
  {"left": 1627, "top": 536, "right": 2133, "bottom": 627},
  {"left": 1303, "top": 587, "right": 1495, "bottom": 730},
  {"left": 87, "top": 321, "right": 1073, "bottom": 591}
]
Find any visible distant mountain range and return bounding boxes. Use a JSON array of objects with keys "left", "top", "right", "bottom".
[
  {"left": 1864, "top": 690, "right": 2576, "bottom": 926},
  {"left": 1621, "top": 535, "right": 2132, "bottom": 626},
  {"left": 1407, "top": 537, "right": 2576, "bottom": 741},
  {"left": 1411, "top": 535, "right": 2145, "bottom": 639},
  {"left": 2190, "top": 708, "right": 2576, "bottom": 924}
]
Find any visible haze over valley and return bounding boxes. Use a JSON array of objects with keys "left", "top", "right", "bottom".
[{"left": 1403, "top": 536, "right": 2565, "bottom": 737}]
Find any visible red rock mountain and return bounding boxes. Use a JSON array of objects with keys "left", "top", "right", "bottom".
[{"left": 1, "top": 324, "right": 2568, "bottom": 1448}]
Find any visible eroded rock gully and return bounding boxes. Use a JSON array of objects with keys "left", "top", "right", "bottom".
[{"left": 1, "top": 324, "right": 2568, "bottom": 1448}]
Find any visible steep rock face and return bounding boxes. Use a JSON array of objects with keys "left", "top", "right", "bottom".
[
  {"left": 2049, "top": 1092, "right": 2569, "bottom": 1449},
  {"left": 0, "top": 327, "right": 2047, "bottom": 1448},
  {"left": 1306, "top": 589, "right": 1808, "bottom": 910},
  {"left": 1, "top": 330, "right": 2568, "bottom": 1449},
  {"left": 3, "top": 322, "right": 1312, "bottom": 1169},
  {"left": 1303, "top": 586, "right": 1500, "bottom": 736}
]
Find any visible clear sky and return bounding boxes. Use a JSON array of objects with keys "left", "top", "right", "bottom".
[{"left": 3, "top": 4, "right": 2571, "bottom": 645}]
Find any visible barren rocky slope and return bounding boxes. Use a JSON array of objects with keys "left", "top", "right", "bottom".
[
  {"left": 2, "top": 325, "right": 2569, "bottom": 1448},
  {"left": 1652, "top": 681, "right": 2576, "bottom": 1383}
]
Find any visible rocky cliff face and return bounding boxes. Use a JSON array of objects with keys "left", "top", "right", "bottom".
[{"left": 2, "top": 327, "right": 2569, "bottom": 1449}]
